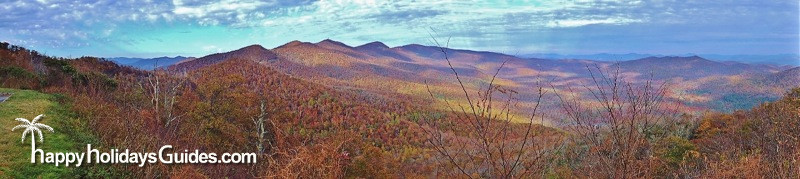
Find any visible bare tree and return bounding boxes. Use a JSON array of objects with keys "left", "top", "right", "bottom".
[
  {"left": 143, "top": 68, "right": 187, "bottom": 137},
  {"left": 251, "top": 97, "right": 277, "bottom": 155},
  {"left": 552, "top": 65, "right": 677, "bottom": 178},
  {"left": 420, "top": 34, "right": 554, "bottom": 178}
]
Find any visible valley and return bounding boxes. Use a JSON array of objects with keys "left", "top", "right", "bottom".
[
  {"left": 166, "top": 39, "right": 797, "bottom": 117},
  {"left": 2, "top": 0, "right": 798, "bottom": 178},
  {"left": 1, "top": 40, "right": 798, "bottom": 177}
]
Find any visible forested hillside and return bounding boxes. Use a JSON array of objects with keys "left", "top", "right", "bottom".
[{"left": 1, "top": 41, "right": 798, "bottom": 178}]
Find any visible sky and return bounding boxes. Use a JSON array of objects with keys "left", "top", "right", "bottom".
[{"left": 0, "top": 0, "right": 798, "bottom": 58}]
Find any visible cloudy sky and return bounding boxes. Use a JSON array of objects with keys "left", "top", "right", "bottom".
[{"left": 1, "top": 0, "right": 797, "bottom": 58}]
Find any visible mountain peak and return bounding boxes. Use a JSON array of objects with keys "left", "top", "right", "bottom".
[
  {"left": 171, "top": 43, "right": 278, "bottom": 70},
  {"left": 231, "top": 44, "right": 272, "bottom": 56},
  {"left": 239, "top": 44, "right": 267, "bottom": 51},
  {"left": 277, "top": 40, "right": 318, "bottom": 49},
  {"left": 285, "top": 40, "right": 303, "bottom": 46},
  {"left": 319, "top": 39, "right": 342, "bottom": 44},
  {"left": 357, "top": 41, "right": 389, "bottom": 49},
  {"left": 317, "top": 39, "right": 352, "bottom": 48}
]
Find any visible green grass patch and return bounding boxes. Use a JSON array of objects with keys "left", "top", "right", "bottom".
[{"left": 0, "top": 88, "right": 122, "bottom": 178}]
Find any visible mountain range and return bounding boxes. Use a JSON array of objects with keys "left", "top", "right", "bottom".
[
  {"left": 108, "top": 56, "right": 191, "bottom": 70},
  {"left": 164, "top": 39, "right": 798, "bottom": 114},
  {"left": 521, "top": 53, "right": 800, "bottom": 66},
  {"left": 108, "top": 46, "right": 799, "bottom": 71},
  {"left": 1, "top": 40, "right": 798, "bottom": 177}
]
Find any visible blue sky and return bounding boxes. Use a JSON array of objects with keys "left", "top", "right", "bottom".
[{"left": 0, "top": 0, "right": 797, "bottom": 58}]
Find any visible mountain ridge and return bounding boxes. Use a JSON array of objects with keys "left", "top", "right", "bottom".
[
  {"left": 521, "top": 53, "right": 800, "bottom": 66},
  {"left": 108, "top": 56, "right": 189, "bottom": 70},
  {"left": 171, "top": 44, "right": 277, "bottom": 71},
  {"left": 162, "top": 39, "right": 796, "bottom": 113}
]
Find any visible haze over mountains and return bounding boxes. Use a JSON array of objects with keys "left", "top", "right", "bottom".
[
  {"left": 1, "top": 0, "right": 797, "bottom": 177},
  {"left": 156, "top": 39, "right": 799, "bottom": 114},
  {"left": 108, "top": 56, "right": 191, "bottom": 70},
  {"left": 107, "top": 40, "right": 798, "bottom": 71},
  {"left": 522, "top": 53, "right": 800, "bottom": 66},
  {"left": 1, "top": 38, "right": 798, "bottom": 178}
]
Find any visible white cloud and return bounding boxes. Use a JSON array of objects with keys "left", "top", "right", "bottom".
[
  {"left": 172, "top": 0, "right": 271, "bottom": 18},
  {"left": 202, "top": 45, "right": 223, "bottom": 53},
  {"left": 546, "top": 18, "right": 642, "bottom": 28},
  {"left": 0, "top": 0, "right": 796, "bottom": 56}
]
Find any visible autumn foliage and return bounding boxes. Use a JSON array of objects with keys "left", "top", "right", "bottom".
[{"left": 0, "top": 42, "right": 798, "bottom": 178}]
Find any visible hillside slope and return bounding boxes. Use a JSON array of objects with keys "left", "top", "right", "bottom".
[
  {"left": 171, "top": 45, "right": 278, "bottom": 71},
  {"left": 0, "top": 89, "right": 109, "bottom": 178},
  {"left": 162, "top": 40, "right": 798, "bottom": 114},
  {"left": 614, "top": 56, "right": 785, "bottom": 80}
]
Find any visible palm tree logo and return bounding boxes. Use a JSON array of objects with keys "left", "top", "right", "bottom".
[{"left": 11, "top": 114, "right": 54, "bottom": 152}]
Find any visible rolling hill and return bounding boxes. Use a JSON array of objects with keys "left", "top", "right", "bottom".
[
  {"left": 160, "top": 39, "right": 798, "bottom": 115},
  {"left": 1, "top": 40, "right": 798, "bottom": 178},
  {"left": 171, "top": 44, "right": 277, "bottom": 71},
  {"left": 613, "top": 56, "right": 786, "bottom": 80}
]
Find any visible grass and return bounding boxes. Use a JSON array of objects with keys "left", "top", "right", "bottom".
[{"left": 0, "top": 88, "right": 118, "bottom": 178}]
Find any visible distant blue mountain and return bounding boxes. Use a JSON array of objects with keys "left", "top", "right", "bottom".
[
  {"left": 107, "top": 56, "right": 191, "bottom": 70},
  {"left": 520, "top": 53, "right": 655, "bottom": 62},
  {"left": 520, "top": 53, "right": 799, "bottom": 66},
  {"left": 698, "top": 54, "right": 799, "bottom": 66}
]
